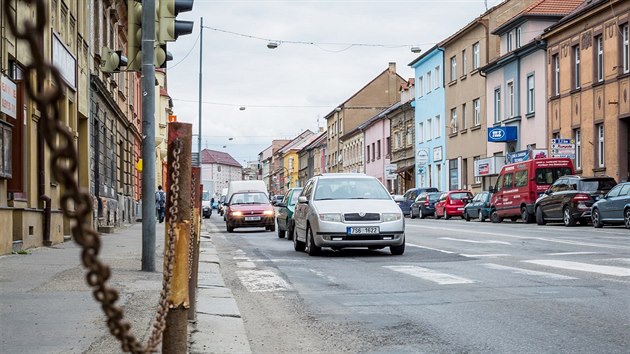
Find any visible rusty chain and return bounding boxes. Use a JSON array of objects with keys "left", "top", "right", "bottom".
[
  {"left": 189, "top": 173, "right": 196, "bottom": 279},
  {"left": 4, "top": 0, "right": 179, "bottom": 352}
]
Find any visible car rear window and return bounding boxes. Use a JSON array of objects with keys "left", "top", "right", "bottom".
[
  {"left": 450, "top": 192, "right": 472, "bottom": 200},
  {"left": 579, "top": 179, "right": 617, "bottom": 192},
  {"left": 428, "top": 193, "right": 441, "bottom": 201},
  {"left": 535, "top": 167, "right": 573, "bottom": 185}
]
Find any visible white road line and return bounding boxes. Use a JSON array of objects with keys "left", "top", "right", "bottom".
[
  {"left": 236, "top": 269, "right": 291, "bottom": 292},
  {"left": 523, "top": 260, "right": 630, "bottom": 277},
  {"left": 236, "top": 261, "right": 256, "bottom": 268},
  {"left": 440, "top": 237, "right": 511, "bottom": 245},
  {"left": 406, "top": 243, "right": 455, "bottom": 254},
  {"left": 483, "top": 263, "right": 577, "bottom": 280},
  {"left": 309, "top": 269, "right": 338, "bottom": 283},
  {"left": 384, "top": 265, "right": 475, "bottom": 285},
  {"left": 595, "top": 258, "right": 630, "bottom": 265},
  {"left": 406, "top": 224, "right": 629, "bottom": 250},
  {"left": 546, "top": 252, "right": 600, "bottom": 256},
  {"left": 461, "top": 254, "right": 510, "bottom": 258}
]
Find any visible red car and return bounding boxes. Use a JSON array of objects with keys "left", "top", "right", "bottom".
[
  {"left": 435, "top": 190, "right": 473, "bottom": 219},
  {"left": 225, "top": 191, "right": 276, "bottom": 232}
]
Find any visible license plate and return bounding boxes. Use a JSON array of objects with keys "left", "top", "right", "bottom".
[
  {"left": 347, "top": 226, "right": 379, "bottom": 235},
  {"left": 245, "top": 216, "right": 261, "bottom": 221},
  {"left": 457, "top": 208, "right": 464, "bottom": 211}
]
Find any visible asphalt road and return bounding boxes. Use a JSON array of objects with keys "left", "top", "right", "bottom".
[{"left": 205, "top": 213, "right": 630, "bottom": 353}]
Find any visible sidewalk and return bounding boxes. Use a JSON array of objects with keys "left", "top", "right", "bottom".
[{"left": 0, "top": 220, "right": 250, "bottom": 353}]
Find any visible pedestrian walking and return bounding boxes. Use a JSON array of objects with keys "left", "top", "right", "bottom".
[{"left": 155, "top": 185, "right": 166, "bottom": 223}]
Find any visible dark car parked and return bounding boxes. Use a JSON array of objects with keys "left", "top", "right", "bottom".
[
  {"left": 464, "top": 191, "right": 493, "bottom": 222},
  {"left": 275, "top": 187, "right": 303, "bottom": 240},
  {"left": 535, "top": 175, "right": 617, "bottom": 226},
  {"left": 591, "top": 182, "right": 630, "bottom": 229},
  {"left": 410, "top": 192, "right": 441, "bottom": 219},
  {"left": 399, "top": 187, "right": 439, "bottom": 216}
]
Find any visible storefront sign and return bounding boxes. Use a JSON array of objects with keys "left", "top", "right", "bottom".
[
  {"left": 433, "top": 146, "right": 443, "bottom": 162},
  {"left": 384, "top": 164, "right": 397, "bottom": 180},
  {"left": 474, "top": 156, "right": 505, "bottom": 177},
  {"left": 487, "top": 126, "right": 517, "bottom": 142},
  {"left": 52, "top": 33, "right": 76, "bottom": 90},
  {"left": 551, "top": 138, "right": 575, "bottom": 158},
  {"left": 417, "top": 148, "right": 429, "bottom": 165},
  {"left": 1, "top": 74, "right": 17, "bottom": 119}
]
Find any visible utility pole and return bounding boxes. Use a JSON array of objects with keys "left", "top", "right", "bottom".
[
  {"left": 198, "top": 17, "right": 203, "bottom": 166},
  {"left": 141, "top": 0, "right": 157, "bottom": 272}
]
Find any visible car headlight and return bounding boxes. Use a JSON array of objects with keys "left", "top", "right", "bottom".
[
  {"left": 232, "top": 211, "right": 242, "bottom": 217},
  {"left": 263, "top": 210, "right": 274, "bottom": 216},
  {"left": 382, "top": 213, "right": 402, "bottom": 222},
  {"left": 319, "top": 213, "right": 342, "bottom": 222}
]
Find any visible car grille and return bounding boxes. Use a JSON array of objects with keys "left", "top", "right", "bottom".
[{"left": 343, "top": 213, "right": 380, "bottom": 221}]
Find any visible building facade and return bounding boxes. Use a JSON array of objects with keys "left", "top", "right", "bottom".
[
  {"left": 200, "top": 149, "right": 243, "bottom": 197},
  {"left": 410, "top": 46, "right": 447, "bottom": 191},
  {"left": 542, "top": 0, "right": 630, "bottom": 182},
  {"left": 362, "top": 110, "right": 391, "bottom": 187},
  {"left": 388, "top": 79, "right": 416, "bottom": 194}
]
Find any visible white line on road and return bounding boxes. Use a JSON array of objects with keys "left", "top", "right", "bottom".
[
  {"left": 384, "top": 265, "right": 475, "bottom": 285},
  {"left": 595, "top": 258, "right": 630, "bottom": 265},
  {"left": 440, "top": 237, "right": 511, "bottom": 245},
  {"left": 523, "top": 260, "right": 630, "bottom": 277},
  {"left": 236, "top": 269, "right": 291, "bottom": 292},
  {"left": 461, "top": 254, "right": 510, "bottom": 258},
  {"left": 406, "top": 224, "right": 629, "bottom": 250},
  {"left": 483, "top": 263, "right": 577, "bottom": 280},
  {"left": 236, "top": 261, "right": 256, "bottom": 268},
  {"left": 545, "top": 252, "right": 600, "bottom": 256},
  {"left": 406, "top": 243, "right": 455, "bottom": 254}
]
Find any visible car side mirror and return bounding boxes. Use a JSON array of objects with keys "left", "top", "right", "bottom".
[
  {"left": 544, "top": 190, "right": 551, "bottom": 195},
  {"left": 393, "top": 195, "right": 405, "bottom": 202},
  {"left": 298, "top": 196, "right": 308, "bottom": 204}
]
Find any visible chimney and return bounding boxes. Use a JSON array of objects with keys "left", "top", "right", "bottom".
[{"left": 388, "top": 62, "right": 396, "bottom": 74}]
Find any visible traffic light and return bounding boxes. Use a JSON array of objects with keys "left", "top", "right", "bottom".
[
  {"left": 127, "top": 0, "right": 142, "bottom": 71},
  {"left": 158, "top": 0, "right": 194, "bottom": 43},
  {"left": 100, "top": 47, "right": 128, "bottom": 73}
]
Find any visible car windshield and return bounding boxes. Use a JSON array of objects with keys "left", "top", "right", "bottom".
[
  {"left": 450, "top": 192, "right": 472, "bottom": 200},
  {"left": 535, "top": 167, "right": 573, "bottom": 185},
  {"left": 289, "top": 189, "right": 303, "bottom": 206},
  {"left": 230, "top": 192, "right": 269, "bottom": 205},
  {"left": 314, "top": 178, "right": 391, "bottom": 201},
  {"left": 579, "top": 179, "right": 617, "bottom": 192}
]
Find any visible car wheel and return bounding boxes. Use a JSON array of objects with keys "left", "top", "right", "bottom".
[
  {"left": 390, "top": 240, "right": 405, "bottom": 256},
  {"left": 624, "top": 208, "right": 630, "bottom": 229},
  {"left": 490, "top": 210, "right": 502, "bottom": 223},
  {"left": 293, "top": 228, "right": 305, "bottom": 252},
  {"left": 410, "top": 209, "right": 416, "bottom": 219},
  {"left": 269, "top": 224, "right": 275, "bottom": 232},
  {"left": 226, "top": 222, "right": 234, "bottom": 233},
  {"left": 419, "top": 210, "right": 426, "bottom": 219},
  {"left": 445, "top": 210, "right": 451, "bottom": 220},
  {"left": 478, "top": 211, "right": 486, "bottom": 222},
  {"left": 435, "top": 210, "right": 442, "bottom": 219},
  {"left": 591, "top": 208, "right": 603, "bottom": 228},
  {"left": 464, "top": 211, "right": 470, "bottom": 222},
  {"left": 563, "top": 206, "right": 577, "bottom": 227},
  {"left": 535, "top": 206, "right": 546, "bottom": 225},
  {"left": 287, "top": 223, "right": 295, "bottom": 241},
  {"left": 277, "top": 224, "right": 286, "bottom": 238},
  {"left": 521, "top": 207, "right": 533, "bottom": 224},
  {"left": 306, "top": 227, "right": 321, "bottom": 256}
]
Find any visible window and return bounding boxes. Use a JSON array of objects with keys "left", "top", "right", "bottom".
[
  {"left": 450, "top": 108, "right": 457, "bottom": 134},
  {"left": 418, "top": 76, "right": 424, "bottom": 97},
  {"left": 473, "top": 156, "right": 481, "bottom": 184},
  {"left": 0, "top": 121, "right": 12, "bottom": 178},
  {"left": 515, "top": 170, "right": 528, "bottom": 187},
  {"left": 553, "top": 54, "right": 560, "bottom": 95},
  {"left": 426, "top": 119, "right": 432, "bottom": 140},
  {"left": 426, "top": 71, "right": 432, "bottom": 93},
  {"left": 406, "top": 128, "right": 413, "bottom": 145},
  {"left": 622, "top": 24, "right": 629, "bottom": 73},
  {"left": 434, "top": 66, "right": 440, "bottom": 89},
  {"left": 494, "top": 88, "right": 502, "bottom": 123},
  {"left": 434, "top": 115, "right": 440, "bottom": 138},
  {"left": 386, "top": 137, "right": 391, "bottom": 156},
  {"left": 450, "top": 56, "right": 457, "bottom": 82},
  {"left": 521, "top": 75, "right": 533, "bottom": 116},
  {"left": 461, "top": 103, "right": 467, "bottom": 129},
  {"left": 462, "top": 49, "right": 467, "bottom": 76},
  {"left": 503, "top": 173, "right": 513, "bottom": 189},
  {"left": 597, "top": 124, "right": 605, "bottom": 167},
  {"left": 372, "top": 142, "right": 376, "bottom": 161},
  {"left": 366, "top": 145, "right": 370, "bottom": 163},
  {"left": 449, "top": 159, "right": 459, "bottom": 190},
  {"left": 596, "top": 35, "right": 604, "bottom": 82},
  {"left": 573, "top": 46, "right": 581, "bottom": 89},
  {"left": 574, "top": 128, "right": 581, "bottom": 170},
  {"left": 507, "top": 31, "right": 513, "bottom": 51},
  {"left": 516, "top": 27, "right": 521, "bottom": 48},
  {"left": 473, "top": 42, "right": 480, "bottom": 69},
  {"left": 507, "top": 81, "right": 514, "bottom": 118},
  {"left": 377, "top": 139, "right": 381, "bottom": 159},
  {"left": 418, "top": 122, "right": 424, "bottom": 143},
  {"left": 473, "top": 98, "right": 480, "bottom": 126}
]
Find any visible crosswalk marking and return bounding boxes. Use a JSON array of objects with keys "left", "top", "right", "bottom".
[
  {"left": 524, "top": 260, "right": 630, "bottom": 277},
  {"left": 546, "top": 252, "right": 600, "bottom": 256},
  {"left": 384, "top": 265, "right": 475, "bottom": 285},
  {"left": 461, "top": 254, "right": 510, "bottom": 258},
  {"left": 440, "top": 237, "right": 511, "bottom": 245},
  {"left": 235, "top": 269, "right": 291, "bottom": 292},
  {"left": 483, "top": 263, "right": 577, "bottom": 280}
]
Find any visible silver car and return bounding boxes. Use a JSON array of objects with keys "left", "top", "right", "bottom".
[{"left": 293, "top": 173, "right": 405, "bottom": 256}]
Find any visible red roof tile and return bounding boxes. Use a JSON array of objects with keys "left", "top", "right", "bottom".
[
  {"left": 521, "top": 0, "right": 584, "bottom": 16},
  {"left": 200, "top": 149, "right": 242, "bottom": 168}
]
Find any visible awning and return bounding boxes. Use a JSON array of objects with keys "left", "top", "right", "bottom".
[{"left": 394, "top": 165, "right": 414, "bottom": 175}]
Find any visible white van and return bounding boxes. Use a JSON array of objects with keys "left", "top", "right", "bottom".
[{"left": 226, "top": 180, "right": 268, "bottom": 205}]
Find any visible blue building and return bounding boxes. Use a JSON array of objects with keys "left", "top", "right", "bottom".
[{"left": 409, "top": 45, "right": 447, "bottom": 191}]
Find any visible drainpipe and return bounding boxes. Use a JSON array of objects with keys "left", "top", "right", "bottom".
[
  {"left": 38, "top": 120, "right": 51, "bottom": 245},
  {"left": 40, "top": 195, "right": 52, "bottom": 246}
]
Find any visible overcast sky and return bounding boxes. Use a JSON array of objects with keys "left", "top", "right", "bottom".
[{"left": 166, "top": 0, "right": 505, "bottom": 165}]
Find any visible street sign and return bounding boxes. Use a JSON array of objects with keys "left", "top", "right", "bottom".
[
  {"left": 384, "top": 164, "right": 397, "bottom": 180},
  {"left": 551, "top": 138, "right": 575, "bottom": 158},
  {"left": 417, "top": 148, "right": 429, "bottom": 165}
]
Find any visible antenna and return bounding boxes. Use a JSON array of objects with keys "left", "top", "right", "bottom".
[{"left": 485, "top": 0, "right": 488, "bottom": 10}]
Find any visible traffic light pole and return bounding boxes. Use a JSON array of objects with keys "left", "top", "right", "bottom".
[
  {"left": 141, "top": 0, "right": 157, "bottom": 272},
  {"left": 197, "top": 17, "right": 203, "bottom": 166}
]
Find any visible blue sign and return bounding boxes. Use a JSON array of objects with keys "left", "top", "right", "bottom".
[
  {"left": 487, "top": 126, "right": 517, "bottom": 142},
  {"left": 506, "top": 149, "right": 531, "bottom": 163}
]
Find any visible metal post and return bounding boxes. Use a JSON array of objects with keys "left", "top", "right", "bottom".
[
  {"left": 197, "top": 17, "right": 203, "bottom": 165},
  {"left": 163, "top": 122, "right": 193, "bottom": 353},
  {"left": 188, "top": 166, "right": 201, "bottom": 321},
  {"left": 141, "top": 0, "right": 157, "bottom": 272}
]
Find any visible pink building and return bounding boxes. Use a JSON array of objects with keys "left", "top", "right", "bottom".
[{"left": 362, "top": 111, "right": 391, "bottom": 187}]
